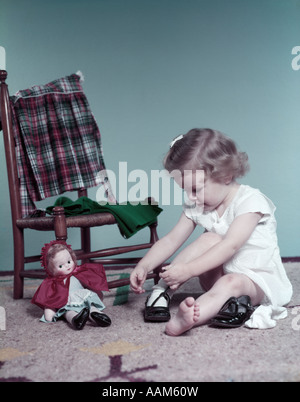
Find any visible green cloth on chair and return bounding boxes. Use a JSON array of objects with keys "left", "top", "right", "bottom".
[{"left": 46, "top": 196, "right": 162, "bottom": 239}]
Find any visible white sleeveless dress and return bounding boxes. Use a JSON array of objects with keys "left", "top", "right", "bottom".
[{"left": 183, "top": 184, "right": 293, "bottom": 329}]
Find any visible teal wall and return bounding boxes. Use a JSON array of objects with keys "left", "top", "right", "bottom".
[{"left": 0, "top": 0, "right": 299, "bottom": 271}]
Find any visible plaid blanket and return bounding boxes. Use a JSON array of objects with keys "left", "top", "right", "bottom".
[{"left": 10, "top": 72, "right": 116, "bottom": 217}]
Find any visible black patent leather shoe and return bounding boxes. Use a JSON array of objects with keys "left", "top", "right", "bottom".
[
  {"left": 144, "top": 290, "right": 171, "bottom": 322},
  {"left": 90, "top": 312, "right": 112, "bottom": 327},
  {"left": 71, "top": 307, "right": 89, "bottom": 330},
  {"left": 210, "top": 295, "right": 255, "bottom": 328}
]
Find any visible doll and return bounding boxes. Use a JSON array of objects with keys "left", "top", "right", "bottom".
[{"left": 31, "top": 240, "right": 111, "bottom": 330}]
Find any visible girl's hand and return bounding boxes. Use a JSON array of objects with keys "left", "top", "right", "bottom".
[
  {"left": 130, "top": 266, "right": 148, "bottom": 294},
  {"left": 159, "top": 263, "right": 191, "bottom": 290}
]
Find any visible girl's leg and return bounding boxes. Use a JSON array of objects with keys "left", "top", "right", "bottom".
[{"left": 165, "top": 272, "right": 264, "bottom": 336}]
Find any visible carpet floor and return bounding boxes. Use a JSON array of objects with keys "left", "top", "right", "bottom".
[{"left": 0, "top": 263, "right": 300, "bottom": 383}]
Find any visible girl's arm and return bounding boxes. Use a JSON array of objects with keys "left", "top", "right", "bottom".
[
  {"left": 161, "top": 212, "right": 263, "bottom": 289},
  {"left": 130, "top": 213, "right": 196, "bottom": 293}
]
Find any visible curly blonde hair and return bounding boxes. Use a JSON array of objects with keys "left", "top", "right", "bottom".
[{"left": 164, "top": 128, "right": 249, "bottom": 183}]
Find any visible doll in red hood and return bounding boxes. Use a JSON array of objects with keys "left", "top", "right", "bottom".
[{"left": 31, "top": 240, "right": 111, "bottom": 330}]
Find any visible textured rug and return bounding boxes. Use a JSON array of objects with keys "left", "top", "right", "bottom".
[{"left": 1, "top": 263, "right": 300, "bottom": 383}]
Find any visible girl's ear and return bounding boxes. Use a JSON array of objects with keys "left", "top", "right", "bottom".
[{"left": 224, "top": 175, "right": 233, "bottom": 185}]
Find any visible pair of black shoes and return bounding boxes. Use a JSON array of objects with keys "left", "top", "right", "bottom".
[
  {"left": 210, "top": 295, "right": 255, "bottom": 328},
  {"left": 71, "top": 307, "right": 112, "bottom": 330},
  {"left": 143, "top": 291, "right": 254, "bottom": 328}
]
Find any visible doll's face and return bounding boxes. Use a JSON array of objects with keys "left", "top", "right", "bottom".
[{"left": 50, "top": 249, "right": 75, "bottom": 277}]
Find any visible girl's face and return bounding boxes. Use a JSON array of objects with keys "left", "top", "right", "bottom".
[
  {"left": 172, "top": 170, "right": 232, "bottom": 213},
  {"left": 50, "top": 249, "right": 75, "bottom": 277}
]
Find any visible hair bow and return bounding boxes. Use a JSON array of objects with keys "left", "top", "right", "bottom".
[{"left": 170, "top": 134, "right": 184, "bottom": 148}]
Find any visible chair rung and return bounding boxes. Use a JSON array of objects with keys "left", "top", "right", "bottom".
[
  {"left": 18, "top": 269, "right": 157, "bottom": 288},
  {"left": 107, "top": 272, "right": 157, "bottom": 289},
  {"left": 20, "top": 269, "right": 45, "bottom": 279},
  {"left": 77, "top": 243, "right": 152, "bottom": 260}
]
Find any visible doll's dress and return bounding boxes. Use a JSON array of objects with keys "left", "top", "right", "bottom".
[{"left": 40, "top": 275, "right": 105, "bottom": 323}]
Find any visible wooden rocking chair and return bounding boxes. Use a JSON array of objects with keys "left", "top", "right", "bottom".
[{"left": 0, "top": 70, "right": 161, "bottom": 299}]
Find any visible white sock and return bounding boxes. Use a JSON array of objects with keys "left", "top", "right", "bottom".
[
  {"left": 146, "top": 279, "right": 172, "bottom": 308},
  {"left": 64, "top": 310, "right": 77, "bottom": 324}
]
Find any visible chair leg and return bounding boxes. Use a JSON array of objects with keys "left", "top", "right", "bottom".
[
  {"left": 77, "top": 189, "right": 90, "bottom": 260},
  {"left": 80, "top": 227, "right": 91, "bottom": 264},
  {"left": 149, "top": 221, "right": 159, "bottom": 244},
  {"left": 13, "top": 227, "right": 25, "bottom": 299},
  {"left": 53, "top": 206, "right": 67, "bottom": 241},
  {"left": 149, "top": 222, "right": 161, "bottom": 284},
  {"left": 153, "top": 266, "right": 162, "bottom": 285}
]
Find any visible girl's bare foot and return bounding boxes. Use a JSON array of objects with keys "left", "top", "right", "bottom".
[{"left": 165, "top": 297, "right": 200, "bottom": 336}]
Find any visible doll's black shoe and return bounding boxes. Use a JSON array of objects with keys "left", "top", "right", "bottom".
[
  {"left": 90, "top": 312, "right": 112, "bottom": 327},
  {"left": 72, "top": 307, "right": 89, "bottom": 330},
  {"left": 144, "top": 290, "right": 171, "bottom": 322},
  {"left": 210, "top": 295, "right": 255, "bottom": 328}
]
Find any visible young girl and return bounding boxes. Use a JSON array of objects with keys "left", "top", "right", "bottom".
[
  {"left": 32, "top": 240, "right": 111, "bottom": 330},
  {"left": 130, "top": 128, "right": 293, "bottom": 336}
]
